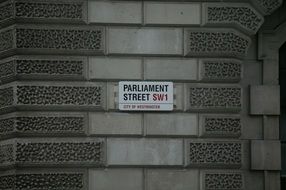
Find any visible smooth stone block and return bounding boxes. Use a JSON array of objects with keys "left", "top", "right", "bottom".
[
  {"left": 144, "top": 58, "right": 198, "bottom": 81},
  {"left": 250, "top": 85, "right": 280, "bottom": 115},
  {"left": 108, "top": 27, "right": 183, "bottom": 55},
  {"left": 146, "top": 169, "right": 199, "bottom": 190},
  {"left": 251, "top": 140, "right": 281, "bottom": 170},
  {"left": 89, "top": 57, "right": 142, "bottom": 80},
  {"left": 145, "top": 113, "right": 198, "bottom": 136},
  {"left": 107, "top": 138, "right": 183, "bottom": 166},
  {"left": 89, "top": 169, "right": 143, "bottom": 190},
  {"left": 88, "top": 1, "right": 142, "bottom": 24},
  {"left": 89, "top": 112, "right": 142, "bottom": 136},
  {"left": 144, "top": 2, "right": 201, "bottom": 25}
]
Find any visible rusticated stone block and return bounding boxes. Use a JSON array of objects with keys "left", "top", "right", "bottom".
[
  {"left": 199, "top": 114, "right": 241, "bottom": 138},
  {"left": 0, "top": 82, "right": 105, "bottom": 112},
  {"left": 0, "top": 56, "right": 87, "bottom": 83},
  {"left": 0, "top": 138, "right": 105, "bottom": 168},
  {"left": 184, "top": 28, "right": 251, "bottom": 58},
  {"left": 203, "top": 3, "right": 264, "bottom": 34},
  {"left": 199, "top": 59, "right": 242, "bottom": 82},
  {"left": 186, "top": 140, "right": 242, "bottom": 168},
  {"left": 0, "top": 112, "right": 87, "bottom": 138},
  {"left": 187, "top": 85, "right": 242, "bottom": 112},
  {"left": 202, "top": 171, "right": 244, "bottom": 190},
  {"left": 0, "top": 25, "right": 104, "bottom": 57},
  {"left": 250, "top": 0, "right": 282, "bottom": 15},
  {"left": 0, "top": 169, "right": 87, "bottom": 190},
  {"left": 0, "top": 0, "right": 86, "bottom": 25}
]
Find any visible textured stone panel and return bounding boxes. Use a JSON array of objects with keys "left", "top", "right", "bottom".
[
  {"left": 199, "top": 59, "right": 242, "bottom": 82},
  {"left": 251, "top": 0, "right": 283, "bottom": 15},
  {"left": 200, "top": 114, "right": 241, "bottom": 138},
  {"left": 0, "top": 1, "right": 13, "bottom": 24},
  {"left": 188, "top": 85, "right": 242, "bottom": 112},
  {"left": 0, "top": 170, "right": 86, "bottom": 190},
  {"left": 144, "top": 58, "right": 197, "bottom": 81},
  {"left": 89, "top": 169, "right": 143, "bottom": 190},
  {"left": 144, "top": 2, "right": 200, "bottom": 25},
  {"left": 15, "top": 0, "right": 85, "bottom": 20},
  {"left": 185, "top": 29, "right": 251, "bottom": 58},
  {"left": 88, "top": 1, "right": 141, "bottom": 24},
  {"left": 203, "top": 3, "right": 264, "bottom": 34},
  {"left": 0, "top": 138, "right": 105, "bottom": 168},
  {"left": 202, "top": 171, "right": 244, "bottom": 190},
  {"left": 0, "top": 26, "right": 104, "bottom": 56},
  {"left": 0, "top": 29, "right": 13, "bottom": 53},
  {"left": 146, "top": 169, "right": 199, "bottom": 190},
  {"left": 0, "top": 0, "right": 85, "bottom": 25},
  {"left": 107, "top": 138, "right": 183, "bottom": 166},
  {"left": 0, "top": 112, "right": 87, "bottom": 138},
  {"left": 145, "top": 113, "right": 198, "bottom": 136},
  {"left": 89, "top": 112, "right": 142, "bottom": 136},
  {"left": 251, "top": 140, "right": 281, "bottom": 170},
  {"left": 0, "top": 56, "right": 86, "bottom": 82},
  {"left": 250, "top": 85, "right": 280, "bottom": 115},
  {"left": 186, "top": 141, "right": 242, "bottom": 168},
  {"left": 89, "top": 57, "right": 142, "bottom": 80},
  {"left": 0, "top": 87, "right": 14, "bottom": 111},
  {"left": 108, "top": 27, "right": 183, "bottom": 55}
]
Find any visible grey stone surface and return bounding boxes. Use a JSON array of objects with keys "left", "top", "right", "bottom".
[
  {"left": 89, "top": 169, "right": 143, "bottom": 190},
  {"left": 203, "top": 3, "right": 264, "bottom": 34},
  {"left": 146, "top": 169, "right": 199, "bottom": 190},
  {"left": 263, "top": 116, "right": 279, "bottom": 139},
  {"left": 89, "top": 112, "right": 142, "bottom": 136},
  {"left": 0, "top": 169, "right": 87, "bottom": 190},
  {"left": 88, "top": 1, "right": 141, "bottom": 24},
  {"left": 250, "top": 85, "right": 280, "bottom": 115},
  {"left": 144, "top": 58, "right": 197, "bottom": 81},
  {"left": 108, "top": 27, "right": 183, "bottom": 55},
  {"left": 107, "top": 138, "right": 183, "bottom": 166},
  {"left": 145, "top": 113, "right": 198, "bottom": 136},
  {"left": 251, "top": 140, "right": 281, "bottom": 170},
  {"left": 0, "top": 112, "right": 87, "bottom": 138},
  {"left": 264, "top": 171, "right": 281, "bottom": 190},
  {"left": 89, "top": 57, "right": 142, "bottom": 80},
  {"left": 144, "top": 2, "right": 201, "bottom": 25},
  {"left": 250, "top": 0, "right": 283, "bottom": 15}
]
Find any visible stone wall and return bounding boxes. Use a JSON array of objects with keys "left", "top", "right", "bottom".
[{"left": 0, "top": 0, "right": 283, "bottom": 190}]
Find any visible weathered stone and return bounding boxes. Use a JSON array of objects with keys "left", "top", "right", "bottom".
[
  {"left": 107, "top": 138, "right": 183, "bottom": 166},
  {"left": 108, "top": 27, "right": 183, "bottom": 55}
]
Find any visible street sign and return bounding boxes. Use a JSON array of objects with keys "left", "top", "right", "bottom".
[{"left": 118, "top": 81, "right": 173, "bottom": 111}]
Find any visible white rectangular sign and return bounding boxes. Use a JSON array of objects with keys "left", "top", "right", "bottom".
[{"left": 118, "top": 81, "right": 173, "bottom": 111}]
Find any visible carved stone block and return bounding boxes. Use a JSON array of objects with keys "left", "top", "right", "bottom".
[
  {"left": 250, "top": 0, "right": 283, "bottom": 15},
  {"left": 199, "top": 59, "right": 242, "bottom": 82},
  {"left": 202, "top": 171, "right": 244, "bottom": 190},
  {"left": 0, "top": 170, "right": 87, "bottom": 190},
  {"left": 184, "top": 29, "right": 251, "bottom": 58},
  {"left": 0, "top": 82, "right": 106, "bottom": 113},
  {"left": 0, "top": 25, "right": 104, "bottom": 57},
  {"left": 0, "top": 56, "right": 87, "bottom": 83},
  {"left": 203, "top": 3, "right": 264, "bottom": 34},
  {"left": 0, "top": 112, "right": 87, "bottom": 138},
  {"left": 0, "top": 138, "right": 105, "bottom": 168},
  {"left": 186, "top": 140, "right": 242, "bottom": 168},
  {"left": 0, "top": 0, "right": 86, "bottom": 25},
  {"left": 187, "top": 85, "right": 242, "bottom": 112},
  {"left": 200, "top": 114, "right": 241, "bottom": 138}
]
